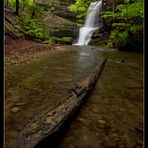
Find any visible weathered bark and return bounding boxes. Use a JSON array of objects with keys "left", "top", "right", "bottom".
[{"left": 18, "top": 58, "right": 107, "bottom": 148}]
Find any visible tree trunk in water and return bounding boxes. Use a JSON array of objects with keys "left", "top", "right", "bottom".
[
  {"left": 17, "top": 58, "right": 107, "bottom": 148},
  {"left": 15, "top": 0, "right": 19, "bottom": 16}
]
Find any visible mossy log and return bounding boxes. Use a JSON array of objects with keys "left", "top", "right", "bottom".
[{"left": 18, "top": 58, "right": 107, "bottom": 148}]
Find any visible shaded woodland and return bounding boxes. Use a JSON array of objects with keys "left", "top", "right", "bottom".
[{"left": 5, "top": 0, "right": 144, "bottom": 51}]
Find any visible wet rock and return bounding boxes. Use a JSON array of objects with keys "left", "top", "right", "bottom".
[
  {"left": 137, "top": 139, "right": 143, "bottom": 145},
  {"left": 77, "top": 117, "right": 85, "bottom": 123},
  {"left": 11, "top": 107, "right": 20, "bottom": 113},
  {"left": 30, "top": 123, "right": 38, "bottom": 129},
  {"left": 43, "top": 66, "right": 48, "bottom": 69},
  {"left": 119, "top": 107, "right": 125, "bottom": 112},
  {"left": 11, "top": 60, "right": 17, "bottom": 64},
  {"left": 10, "top": 131, "right": 18, "bottom": 137},
  {"left": 97, "top": 119, "right": 106, "bottom": 124},
  {"left": 68, "top": 144, "right": 75, "bottom": 148},
  {"left": 91, "top": 47, "right": 95, "bottom": 50},
  {"left": 16, "top": 102, "right": 25, "bottom": 106},
  {"left": 135, "top": 125, "right": 143, "bottom": 133}
]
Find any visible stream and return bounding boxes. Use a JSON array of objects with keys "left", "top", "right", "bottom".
[
  {"left": 58, "top": 46, "right": 143, "bottom": 148},
  {"left": 5, "top": 46, "right": 143, "bottom": 148}
]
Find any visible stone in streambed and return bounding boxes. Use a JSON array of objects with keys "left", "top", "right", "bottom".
[
  {"left": 16, "top": 102, "right": 25, "bottom": 106},
  {"left": 11, "top": 107, "right": 20, "bottom": 113},
  {"left": 97, "top": 119, "right": 106, "bottom": 124}
]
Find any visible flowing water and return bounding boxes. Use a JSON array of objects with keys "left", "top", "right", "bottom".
[{"left": 73, "top": 1, "right": 102, "bottom": 46}]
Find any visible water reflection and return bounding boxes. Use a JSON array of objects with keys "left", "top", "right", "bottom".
[
  {"left": 5, "top": 46, "right": 143, "bottom": 148},
  {"left": 58, "top": 48, "right": 143, "bottom": 148}
]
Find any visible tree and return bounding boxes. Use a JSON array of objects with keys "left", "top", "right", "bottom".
[
  {"left": 31, "top": 0, "right": 36, "bottom": 19},
  {"left": 15, "top": 0, "right": 19, "bottom": 15},
  {"left": 103, "top": 0, "right": 144, "bottom": 50},
  {"left": 68, "top": 0, "right": 90, "bottom": 18}
]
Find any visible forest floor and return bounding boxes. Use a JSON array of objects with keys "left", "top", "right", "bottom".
[
  {"left": 5, "top": 39, "right": 55, "bottom": 55},
  {"left": 5, "top": 39, "right": 58, "bottom": 67}
]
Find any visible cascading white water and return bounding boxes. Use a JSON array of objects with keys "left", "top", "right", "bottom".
[{"left": 73, "top": 1, "right": 102, "bottom": 46}]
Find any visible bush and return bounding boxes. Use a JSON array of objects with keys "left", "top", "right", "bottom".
[
  {"left": 62, "top": 37, "right": 73, "bottom": 43},
  {"left": 21, "top": 16, "right": 49, "bottom": 41},
  {"left": 107, "top": 30, "right": 128, "bottom": 48},
  {"left": 103, "top": 0, "right": 143, "bottom": 51},
  {"left": 43, "top": 38, "right": 55, "bottom": 44}
]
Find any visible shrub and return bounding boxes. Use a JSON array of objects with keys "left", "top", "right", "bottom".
[
  {"left": 107, "top": 30, "right": 128, "bottom": 48},
  {"left": 62, "top": 37, "right": 73, "bottom": 43},
  {"left": 21, "top": 16, "right": 49, "bottom": 41}
]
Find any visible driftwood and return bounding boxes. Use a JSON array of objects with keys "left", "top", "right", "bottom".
[{"left": 18, "top": 58, "right": 107, "bottom": 148}]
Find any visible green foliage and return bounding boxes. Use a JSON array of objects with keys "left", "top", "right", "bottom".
[
  {"left": 28, "top": 4, "right": 44, "bottom": 19},
  {"left": 6, "top": 0, "right": 53, "bottom": 43},
  {"left": 107, "top": 30, "right": 128, "bottom": 48},
  {"left": 21, "top": 15, "right": 49, "bottom": 41},
  {"left": 116, "top": 0, "right": 144, "bottom": 19},
  {"left": 103, "top": 0, "right": 144, "bottom": 50},
  {"left": 5, "top": 0, "right": 56, "bottom": 44},
  {"left": 50, "top": 6, "right": 55, "bottom": 11},
  {"left": 101, "top": 11, "right": 115, "bottom": 18},
  {"left": 51, "top": 37, "right": 73, "bottom": 44},
  {"left": 69, "top": 0, "right": 88, "bottom": 18},
  {"left": 6, "top": 0, "right": 33, "bottom": 10},
  {"left": 43, "top": 38, "right": 55, "bottom": 44},
  {"left": 130, "top": 24, "right": 143, "bottom": 32},
  {"left": 62, "top": 37, "right": 73, "bottom": 43},
  {"left": 69, "top": 0, "right": 86, "bottom": 12}
]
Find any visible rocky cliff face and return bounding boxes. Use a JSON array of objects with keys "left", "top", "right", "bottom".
[
  {"left": 36, "top": 0, "right": 60, "bottom": 5},
  {"left": 36, "top": 0, "right": 75, "bottom": 6}
]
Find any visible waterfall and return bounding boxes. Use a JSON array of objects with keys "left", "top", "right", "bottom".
[{"left": 73, "top": 1, "right": 102, "bottom": 46}]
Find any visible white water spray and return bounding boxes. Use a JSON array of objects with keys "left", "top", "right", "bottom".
[{"left": 73, "top": 1, "right": 102, "bottom": 46}]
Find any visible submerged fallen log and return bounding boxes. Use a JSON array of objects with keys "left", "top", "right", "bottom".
[{"left": 18, "top": 58, "right": 107, "bottom": 148}]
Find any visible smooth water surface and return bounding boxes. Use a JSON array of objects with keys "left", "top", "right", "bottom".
[
  {"left": 5, "top": 46, "right": 104, "bottom": 148},
  {"left": 58, "top": 47, "right": 143, "bottom": 148},
  {"left": 5, "top": 46, "right": 143, "bottom": 148}
]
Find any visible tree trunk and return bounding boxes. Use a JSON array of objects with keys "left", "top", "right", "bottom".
[
  {"left": 6, "top": 0, "right": 9, "bottom": 7},
  {"left": 15, "top": 0, "right": 19, "bottom": 16},
  {"left": 18, "top": 58, "right": 107, "bottom": 148},
  {"left": 31, "top": 0, "right": 36, "bottom": 19},
  {"left": 31, "top": 9, "right": 35, "bottom": 19},
  {"left": 22, "top": 0, "right": 25, "bottom": 11},
  {"left": 112, "top": 0, "right": 115, "bottom": 13}
]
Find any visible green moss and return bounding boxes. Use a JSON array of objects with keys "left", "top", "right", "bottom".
[
  {"left": 43, "top": 38, "right": 55, "bottom": 44},
  {"left": 62, "top": 37, "right": 73, "bottom": 43},
  {"left": 21, "top": 16, "right": 49, "bottom": 41}
]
